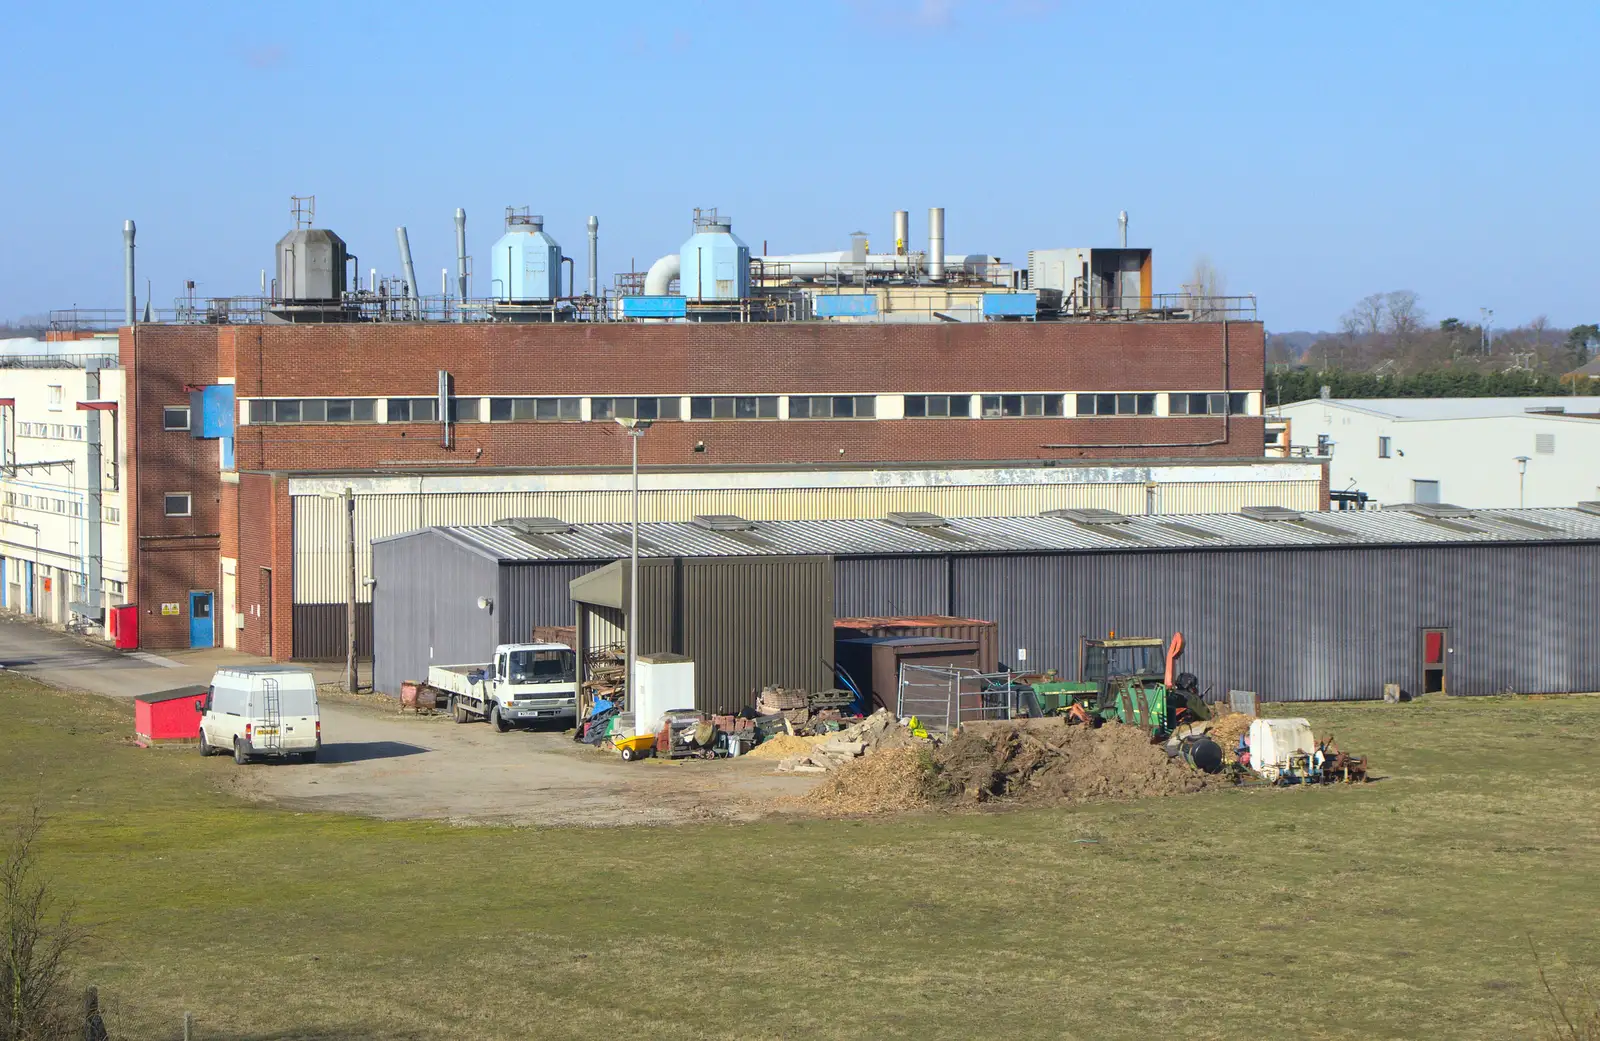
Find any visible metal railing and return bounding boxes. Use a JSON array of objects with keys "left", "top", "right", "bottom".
[{"left": 0, "top": 353, "right": 120, "bottom": 368}]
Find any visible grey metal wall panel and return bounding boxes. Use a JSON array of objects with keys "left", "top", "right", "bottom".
[
  {"left": 498, "top": 562, "right": 605, "bottom": 645},
  {"left": 833, "top": 556, "right": 949, "bottom": 617},
  {"left": 291, "top": 603, "right": 373, "bottom": 660},
  {"left": 943, "top": 544, "right": 1600, "bottom": 702},
  {"left": 372, "top": 531, "right": 500, "bottom": 695},
  {"left": 680, "top": 556, "right": 834, "bottom": 715}
]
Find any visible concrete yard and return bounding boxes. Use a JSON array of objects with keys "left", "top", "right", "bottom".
[{"left": 0, "top": 615, "right": 817, "bottom": 827}]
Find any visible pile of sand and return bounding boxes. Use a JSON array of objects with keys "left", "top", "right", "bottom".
[
  {"left": 802, "top": 747, "right": 939, "bottom": 814},
  {"left": 1205, "top": 711, "right": 1254, "bottom": 764},
  {"left": 743, "top": 733, "right": 828, "bottom": 760}
]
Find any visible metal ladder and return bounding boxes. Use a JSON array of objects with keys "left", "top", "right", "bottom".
[{"left": 260, "top": 678, "right": 283, "bottom": 753}]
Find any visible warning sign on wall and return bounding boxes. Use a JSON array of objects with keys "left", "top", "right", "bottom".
[
  {"left": 161, "top": 603, "right": 181, "bottom": 616},
  {"left": 42, "top": 577, "right": 52, "bottom": 593}
]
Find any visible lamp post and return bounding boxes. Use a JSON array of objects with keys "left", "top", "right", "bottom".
[
  {"left": 615, "top": 418, "right": 652, "bottom": 712},
  {"left": 1514, "top": 456, "right": 1530, "bottom": 508}
]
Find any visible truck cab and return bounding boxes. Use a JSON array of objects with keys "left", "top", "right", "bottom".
[{"left": 428, "top": 642, "right": 578, "bottom": 732}]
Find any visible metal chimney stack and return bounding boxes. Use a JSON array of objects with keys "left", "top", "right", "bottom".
[
  {"left": 395, "top": 226, "right": 421, "bottom": 304},
  {"left": 927, "top": 207, "right": 945, "bottom": 280},
  {"left": 587, "top": 216, "right": 599, "bottom": 297},
  {"left": 893, "top": 210, "right": 909, "bottom": 256},
  {"left": 123, "top": 220, "right": 137, "bottom": 325},
  {"left": 454, "top": 208, "right": 469, "bottom": 301},
  {"left": 1118, "top": 210, "right": 1128, "bottom": 248}
]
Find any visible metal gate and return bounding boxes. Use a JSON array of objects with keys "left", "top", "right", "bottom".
[{"left": 895, "top": 664, "right": 1022, "bottom": 735}]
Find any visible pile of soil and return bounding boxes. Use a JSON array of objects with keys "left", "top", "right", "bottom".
[
  {"left": 801, "top": 717, "right": 1224, "bottom": 814},
  {"left": 802, "top": 747, "right": 938, "bottom": 814},
  {"left": 939, "top": 719, "right": 1220, "bottom": 804}
]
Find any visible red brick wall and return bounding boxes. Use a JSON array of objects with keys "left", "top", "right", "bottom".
[
  {"left": 219, "top": 480, "right": 238, "bottom": 560},
  {"left": 205, "top": 320, "right": 1266, "bottom": 471},
  {"left": 235, "top": 473, "right": 293, "bottom": 659},
  {"left": 120, "top": 325, "right": 223, "bottom": 648}
]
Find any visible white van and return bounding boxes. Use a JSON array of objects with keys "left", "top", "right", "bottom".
[{"left": 196, "top": 666, "right": 321, "bottom": 765}]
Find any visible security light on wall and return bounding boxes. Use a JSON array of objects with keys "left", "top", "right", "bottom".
[{"left": 476, "top": 596, "right": 493, "bottom": 612}]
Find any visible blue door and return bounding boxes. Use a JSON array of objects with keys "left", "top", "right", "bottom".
[{"left": 189, "top": 591, "right": 214, "bottom": 648}]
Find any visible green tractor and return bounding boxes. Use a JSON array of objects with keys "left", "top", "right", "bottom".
[{"left": 1077, "top": 634, "right": 1209, "bottom": 736}]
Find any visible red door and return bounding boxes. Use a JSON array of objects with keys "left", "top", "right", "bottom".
[{"left": 1421, "top": 628, "right": 1447, "bottom": 694}]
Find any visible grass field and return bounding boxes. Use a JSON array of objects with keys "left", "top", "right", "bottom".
[{"left": 2, "top": 674, "right": 1596, "bottom": 1041}]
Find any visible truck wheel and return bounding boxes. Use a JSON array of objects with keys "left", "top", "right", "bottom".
[
  {"left": 452, "top": 698, "right": 468, "bottom": 724},
  {"left": 198, "top": 730, "right": 212, "bottom": 756},
  {"left": 233, "top": 739, "right": 249, "bottom": 765},
  {"left": 490, "top": 706, "right": 511, "bottom": 733}
]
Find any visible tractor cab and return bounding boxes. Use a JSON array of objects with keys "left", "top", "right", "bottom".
[
  {"left": 1080, "top": 637, "right": 1167, "bottom": 687},
  {"left": 1080, "top": 635, "right": 1208, "bottom": 736}
]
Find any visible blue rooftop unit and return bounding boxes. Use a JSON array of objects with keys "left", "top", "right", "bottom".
[
  {"left": 490, "top": 209, "right": 563, "bottom": 303},
  {"left": 679, "top": 208, "right": 749, "bottom": 302}
]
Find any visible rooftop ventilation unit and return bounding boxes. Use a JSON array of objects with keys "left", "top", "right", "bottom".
[
  {"left": 1042, "top": 508, "right": 1130, "bottom": 525},
  {"left": 1240, "top": 505, "right": 1304, "bottom": 522},
  {"left": 886, "top": 511, "right": 950, "bottom": 528},
  {"left": 1388, "top": 503, "right": 1475, "bottom": 519},
  {"left": 693, "top": 514, "right": 757, "bottom": 531},
  {"left": 500, "top": 517, "right": 573, "bottom": 535},
  {"left": 1577, "top": 501, "right": 1600, "bottom": 517}
]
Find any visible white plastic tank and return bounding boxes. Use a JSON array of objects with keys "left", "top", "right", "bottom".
[{"left": 1247, "top": 718, "right": 1315, "bottom": 780}]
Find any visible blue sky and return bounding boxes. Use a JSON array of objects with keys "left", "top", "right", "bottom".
[{"left": 2, "top": 0, "right": 1595, "bottom": 331}]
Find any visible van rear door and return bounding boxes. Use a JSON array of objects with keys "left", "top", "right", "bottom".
[{"left": 276, "top": 678, "right": 320, "bottom": 752}]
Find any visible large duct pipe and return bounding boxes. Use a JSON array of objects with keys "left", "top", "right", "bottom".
[
  {"left": 1119, "top": 210, "right": 1128, "bottom": 248},
  {"left": 123, "top": 220, "right": 136, "bottom": 325},
  {"left": 587, "top": 216, "right": 599, "bottom": 298},
  {"left": 454, "top": 208, "right": 468, "bottom": 301},
  {"left": 395, "top": 226, "right": 421, "bottom": 307},
  {"left": 928, "top": 207, "right": 945, "bottom": 280},
  {"left": 893, "top": 210, "right": 909, "bottom": 257},
  {"left": 643, "top": 253, "right": 680, "bottom": 296}
]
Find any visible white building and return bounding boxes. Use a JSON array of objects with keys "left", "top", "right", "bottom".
[
  {"left": 1274, "top": 396, "right": 1600, "bottom": 508},
  {"left": 0, "top": 337, "right": 128, "bottom": 631}
]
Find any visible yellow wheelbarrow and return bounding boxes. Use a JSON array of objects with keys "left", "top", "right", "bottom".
[{"left": 612, "top": 731, "right": 657, "bottom": 762}]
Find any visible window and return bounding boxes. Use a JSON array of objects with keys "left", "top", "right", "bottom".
[
  {"left": 1168, "top": 392, "right": 1249, "bottom": 416},
  {"left": 103, "top": 506, "right": 120, "bottom": 523},
  {"left": 904, "top": 395, "right": 965, "bottom": 418},
  {"left": 1077, "top": 393, "right": 1156, "bottom": 416},
  {"left": 787, "top": 395, "right": 876, "bottom": 419},
  {"left": 1536, "top": 433, "right": 1555, "bottom": 455},
  {"left": 163, "top": 493, "right": 192, "bottom": 517},
  {"left": 449, "top": 397, "right": 481, "bottom": 423},
  {"left": 980, "top": 394, "right": 1064, "bottom": 418},
  {"left": 1412, "top": 480, "right": 1440, "bottom": 505},
  {"left": 688, "top": 396, "right": 779, "bottom": 420},
  {"left": 47, "top": 385, "right": 63, "bottom": 410},
  {"left": 163, "top": 406, "right": 191, "bottom": 431},
  {"left": 386, "top": 398, "right": 439, "bottom": 423},
  {"left": 488, "top": 397, "right": 581, "bottom": 422},
  {"left": 69, "top": 425, "right": 83, "bottom": 440},
  {"left": 1378, "top": 436, "right": 1392, "bottom": 459},
  {"left": 590, "top": 397, "right": 679, "bottom": 421}
]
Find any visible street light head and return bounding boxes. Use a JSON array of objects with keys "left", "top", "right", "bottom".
[{"left": 614, "top": 418, "right": 653, "bottom": 431}]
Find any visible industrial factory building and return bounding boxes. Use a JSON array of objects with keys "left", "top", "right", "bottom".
[
  {"left": 371, "top": 505, "right": 1600, "bottom": 707},
  {"left": 23, "top": 201, "right": 1309, "bottom": 656}
]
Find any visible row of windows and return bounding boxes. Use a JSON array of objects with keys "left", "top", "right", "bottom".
[
  {"left": 241, "top": 392, "right": 1256, "bottom": 425},
  {"left": 16, "top": 421, "right": 85, "bottom": 440},
  {"left": 0, "top": 491, "right": 120, "bottom": 523}
]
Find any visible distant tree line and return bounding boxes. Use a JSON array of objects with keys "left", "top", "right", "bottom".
[{"left": 1266, "top": 367, "right": 1588, "bottom": 406}]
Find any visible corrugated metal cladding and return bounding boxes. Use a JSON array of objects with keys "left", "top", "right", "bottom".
[
  {"left": 679, "top": 557, "right": 833, "bottom": 715},
  {"left": 935, "top": 544, "right": 1600, "bottom": 701},
  {"left": 498, "top": 562, "right": 603, "bottom": 646},
  {"left": 834, "top": 557, "right": 949, "bottom": 617},
  {"left": 371, "top": 531, "right": 501, "bottom": 694},
  {"left": 291, "top": 604, "right": 372, "bottom": 660},
  {"left": 289, "top": 481, "right": 1322, "bottom": 603}
]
